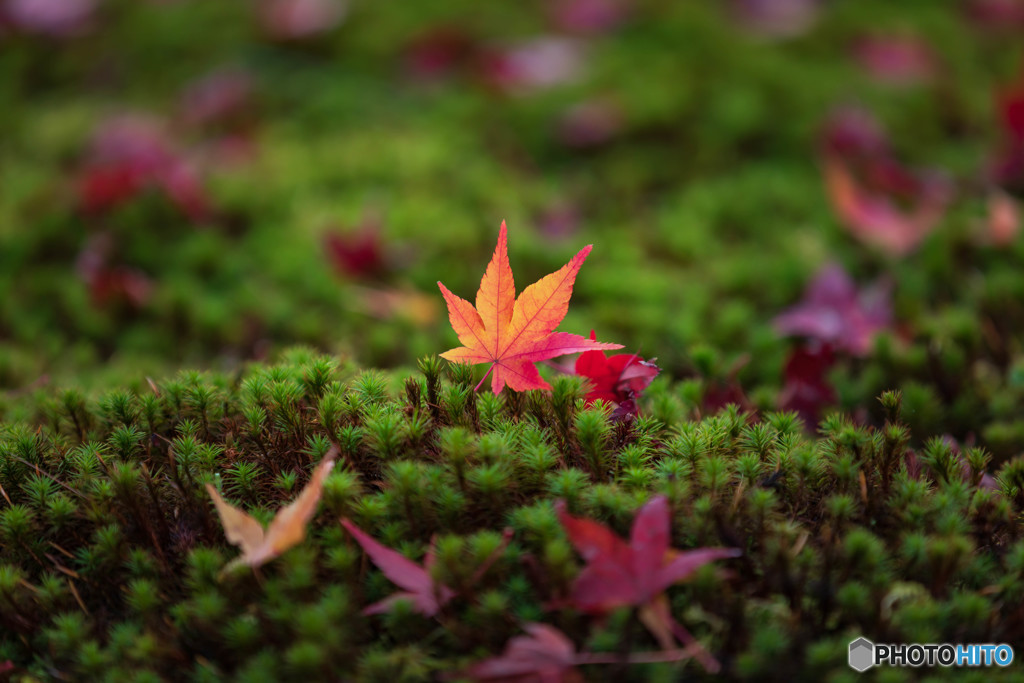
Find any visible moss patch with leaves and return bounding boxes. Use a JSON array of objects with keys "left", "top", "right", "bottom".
[{"left": 2, "top": 349, "right": 1023, "bottom": 681}]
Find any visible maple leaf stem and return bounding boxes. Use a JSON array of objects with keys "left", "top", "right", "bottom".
[
  {"left": 474, "top": 364, "right": 494, "bottom": 393},
  {"left": 667, "top": 616, "right": 720, "bottom": 674}
]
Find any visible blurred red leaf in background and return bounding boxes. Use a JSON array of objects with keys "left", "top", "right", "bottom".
[
  {"left": 820, "top": 107, "right": 951, "bottom": 255},
  {"left": 774, "top": 263, "right": 891, "bottom": 356},
  {"left": 852, "top": 33, "right": 936, "bottom": 86},
  {"left": 550, "top": 0, "right": 629, "bottom": 35},
  {"left": 3, "top": 0, "right": 95, "bottom": 37},
  {"left": 479, "top": 37, "right": 587, "bottom": 95},
  {"left": 76, "top": 115, "right": 211, "bottom": 221},
  {"left": 259, "top": 0, "right": 347, "bottom": 41},
  {"left": 778, "top": 344, "right": 837, "bottom": 429},
  {"left": 324, "top": 215, "right": 388, "bottom": 280},
  {"left": 729, "top": 0, "right": 821, "bottom": 39}
]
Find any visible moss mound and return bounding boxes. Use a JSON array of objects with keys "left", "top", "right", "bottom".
[{"left": 1, "top": 348, "right": 1022, "bottom": 681}]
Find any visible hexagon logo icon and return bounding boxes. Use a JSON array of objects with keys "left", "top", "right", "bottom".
[{"left": 849, "top": 637, "right": 875, "bottom": 672}]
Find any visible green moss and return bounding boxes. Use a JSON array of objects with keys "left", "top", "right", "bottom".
[{"left": 0, "top": 351, "right": 1020, "bottom": 679}]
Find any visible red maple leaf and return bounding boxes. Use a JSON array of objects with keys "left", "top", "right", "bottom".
[
  {"left": 575, "top": 330, "right": 659, "bottom": 417},
  {"left": 76, "top": 115, "right": 211, "bottom": 222},
  {"left": 823, "top": 156, "right": 950, "bottom": 256},
  {"left": 477, "top": 38, "right": 587, "bottom": 95},
  {"left": 259, "top": 0, "right": 347, "bottom": 41},
  {"left": 403, "top": 26, "right": 479, "bottom": 82},
  {"left": 966, "top": 0, "right": 1024, "bottom": 29},
  {"left": 773, "top": 263, "right": 891, "bottom": 357},
  {"left": 460, "top": 623, "right": 580, "bottom": 683},
  {"left": 550, "top": 0, "right": 630, "bottom": 35},
  {"left": 438, "top": 221, "right": 621, "bottom": 393},
  {"left": 324, "top": 215, "right": 388, "bottom": 280},
  {"left": 819, "top": 108, "right": 952, "bottom": 255},
  {"left": 778, "top": 343, "right": 837, "bottom": 429},
  {"left": 992, "top": 64, "right": 1024, "bottom": 191},
  {"left": 455, "top": 622, "right": 721, "bottom": 682},
  {"left": 556, "top": 496, "right": 739, "bottom": 669},
  {"left": 852, "top": 33, "right": 936, "bottom": 86},
  {"left": 341, "top": 519, "right": 455, "bottom": 617}
]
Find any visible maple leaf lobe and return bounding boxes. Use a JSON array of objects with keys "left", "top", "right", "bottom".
[{"left": 437, "top": 221, "right": 621, "bottom": 393}]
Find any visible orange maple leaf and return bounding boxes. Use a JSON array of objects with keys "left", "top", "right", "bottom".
[
  {"left": 206, "top": 449, "right": 336, "bottom": 571},
  {"left": 438, "top": 221, "right": 622, "bottom": 393}
]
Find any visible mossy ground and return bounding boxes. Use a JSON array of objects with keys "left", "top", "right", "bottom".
[
  {"left": 1, "top": 0, "right": 1024, "bottom": 680},
  {"left": 1, "top": 351, "right": 1023, "bottom": 680}
]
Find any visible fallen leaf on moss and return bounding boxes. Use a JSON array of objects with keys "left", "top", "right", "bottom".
[
  {"left": 550, "top": 0, "right": 629, "bottom": 35},
  {"left": 993, "top": 65, "right": 1024, "bottom": 189},
  {"left": 340, "top": 519, "right": 455, "bottom": 616},
  {"left": 77, "top": 114, "right": 211, "bottom": 221},
  {"left": 778, "top": 343, "right": 837, "bottom": 428},
  {"left": 4, "top": 0, "right": 95, "bottom": 37},
  {"left": 438, "top": 221, "right": 621, "bottom": 393},
  {"left": 983, "top": 191, "right": 1020, "bottom": 246},
  {"left": 774, "top": 263, "right": 890, "bottom": 356},
  {"left": 324, "top": 215, "right": 388, "bottom": 280},
  {"left": 478, "top": 37, "right": 587, "bottom": 94},
  {"left": 556, "top": 496, "right": 739, "bottom": 668},
  {"left": 455, "top": 621, "right": 719, "bottom": 681},
  {"left": 460, "top": 622, "right": 579, "bottom": 682},
  {"left": 207, "top": 449, "right": 336, "bottom": 571},
  {"left": 852, "top": 33, "right": 936, "bottom": 86},
  {"left": 575, "top": 330, "right": 659, "bottom": 418},
  {"left": 259, "top": 0, "right": 348, "bottom": 40},
  {"left": 823, "top": 157, "right": 949, "bottom": 256}
]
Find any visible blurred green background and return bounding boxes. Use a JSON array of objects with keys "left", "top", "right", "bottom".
[{"left": 1, "top": 0, "right": 1022, "bottom": 451}]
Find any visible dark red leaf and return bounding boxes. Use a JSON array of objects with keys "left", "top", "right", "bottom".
[
  {"left": 324, "top": 215, "right": 388, "bottom": 280},
  {"left": 550, "top": 0, "right": 629, "bottom": 35},
  {"left": 556, "top": 497, "right": 739, "bottom": 615},
  {"left": 852, "top": 34, "right": 936, "bottom": 86},
  {"left": 965, "top": 0, "right": 1024, "bottom": 29},
  {"left": 75, "top": 233, "right": 153, "bottom": 309},
  {"left": 820, "top": 106, "right": 890, "bottom": 161},
  {"left": 774, "top": 263, "right": 891, "bottom": 356},
  {"left": 459, "top": 623, "right": 579, "bottom": 682},
  {"left": 403, "top": 26, "right": 479, "bottom": 82},
  {"left": 574, "top": 331, "right": 659, "bottom": 415},
  {"left": 341, "top": 519, "right": 455, "bottom": 617},
  {"left": 778, "top": 344, "right": 837, "bottom": 428},
  {"left": 76, "top": 115, "right": 212, "bottom": 221}
]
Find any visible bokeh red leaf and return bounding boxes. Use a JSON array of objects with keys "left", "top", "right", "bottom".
[
  {"left": 774, "top": 263, "right": 891, "bottom": 356},
  {"left": 778, "top": 344, "right": 837, "bottom": 429},
  {"left": 852, "top": 34, "right": 936, "bottom": 86}
]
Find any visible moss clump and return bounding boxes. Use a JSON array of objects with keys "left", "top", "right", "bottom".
[{"left": 0, "top": 349, "right": 1021, "bottom": 680}]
